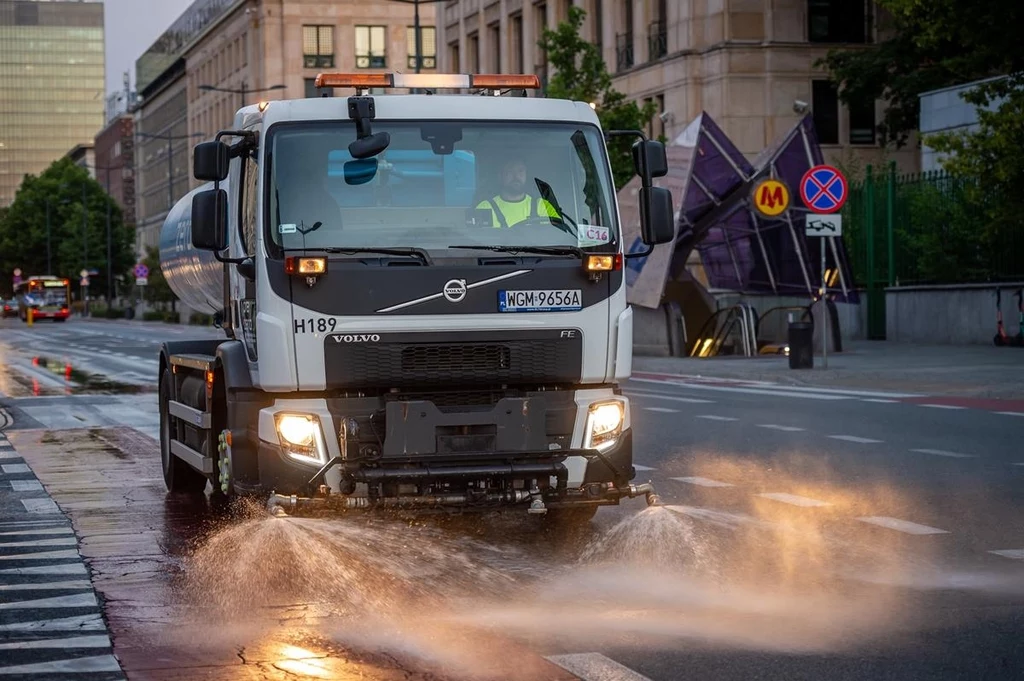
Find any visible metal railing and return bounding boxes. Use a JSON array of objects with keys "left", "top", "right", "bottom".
[
  {"left": 647, "top": 20, "right": 667, "bottom": 60},
  {"left": 615, "top": 33, "right": 634, "bottom": 71},
  {"left": 688, "top": 304, "right": 759, "bottom": 358}
]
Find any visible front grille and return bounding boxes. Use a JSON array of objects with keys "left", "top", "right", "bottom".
[
  {"left": 401, "top": 344, "right": 510, "bottom": 377},
  {"left": 324, "top": 331, "right": 583, "bottom": 388}
]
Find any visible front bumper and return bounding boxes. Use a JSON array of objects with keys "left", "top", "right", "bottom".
[{"left": 254, "top": 389, "right": 652, "bottom": 513}]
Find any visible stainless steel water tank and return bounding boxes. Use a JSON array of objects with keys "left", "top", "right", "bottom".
[{"left": 158, "top": 182, "right": 226, "bottom": 316}]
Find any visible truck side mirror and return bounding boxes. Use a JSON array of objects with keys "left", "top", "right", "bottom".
[
  {"left": 194, "top": 141, "right": 230, "bottom": 182},
  {"left": 640, "top": 186, "right": 675, "bottom": 246},
  {"left": 191, "top": 188, "right": 228, "bottom": 251},
  {"left": 632, "top": 139, "right": 668, "bottom": 180}
]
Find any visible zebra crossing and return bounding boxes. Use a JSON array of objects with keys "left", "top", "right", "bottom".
[{"left": 0, "top": 431, "right": 125, "bottom": 679}]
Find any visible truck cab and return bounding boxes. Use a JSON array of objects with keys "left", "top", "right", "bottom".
[{"left": 157, "top": 72, "right": 674, "bottom": 520}]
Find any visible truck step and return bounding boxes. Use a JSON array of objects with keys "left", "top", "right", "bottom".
[
  {"left": 170, "top": 353, "right": 218, "bottom": 372},
  {"left": 170, "top": 440, "right": 213, "bottom": 474},
  {"left": 168, "top": 400, "right": 211, "bottom": 429}
]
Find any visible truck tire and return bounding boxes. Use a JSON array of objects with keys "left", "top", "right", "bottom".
[{"left": 159, "top": 367, "right": 208, "bottom": 494}]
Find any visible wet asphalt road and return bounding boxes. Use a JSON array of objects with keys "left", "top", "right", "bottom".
[{"left": 0, "top": 317, "right": 1022, "bottom": 680}]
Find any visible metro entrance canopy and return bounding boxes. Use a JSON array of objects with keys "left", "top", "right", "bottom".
[{"left": 620, "top": 113, "right": 857, "bottom": 309}]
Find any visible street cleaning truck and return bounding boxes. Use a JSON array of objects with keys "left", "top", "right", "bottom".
[{"left": 157, "top": 72, "right": 675, "bottom": 521}]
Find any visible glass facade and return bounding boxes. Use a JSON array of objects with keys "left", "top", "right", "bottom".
[
  {"left": 135, "top": 0, "right": 237, "bottom": 93},
  {"left": 0, "top": 0, "right": 105, "bottom": 206}
]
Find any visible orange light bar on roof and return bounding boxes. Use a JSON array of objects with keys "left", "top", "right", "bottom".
[
  {"left": 469, "top": 74, "right": 541, "bottom": 89},
  {"left": 314, "top": 73, "right": 394, "bottom": 89}
]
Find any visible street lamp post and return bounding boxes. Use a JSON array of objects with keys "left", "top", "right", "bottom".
[
  {"left": 135, "top": 131, "right": 206, "bottom": 211},
  {"left": 198, "top": 82, "right": 286, "bottom": 110},
  {"left": 386, "top": 0, "right": 443, "bottom": 74}
]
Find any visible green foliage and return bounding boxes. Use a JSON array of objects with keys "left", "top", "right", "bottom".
[
  {"left": 818, "top": 0, "right": 1024, "bottom": 147},
  {"left": 844, "top": 169, "right": 1023, "bottom": 286},
  {"left": 538, "top": 5, "right": 657, "bottom": 190},
  {"left": 0, "top": 158, "right": 134, "bottom": 299}
]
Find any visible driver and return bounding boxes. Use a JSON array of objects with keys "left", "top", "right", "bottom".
[{"left": 474, "top": 156, "right": 560, "bottom": 228}]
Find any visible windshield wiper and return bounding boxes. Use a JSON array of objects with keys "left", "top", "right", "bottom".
[
  {"left": 447, "top": 245, "right": 584, "bottom": 258},
  {"left": 282, "top": 246, "right": 431, "bottom": 265}
]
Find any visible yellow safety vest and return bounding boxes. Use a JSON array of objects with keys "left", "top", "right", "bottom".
[{"left": 475, "top": 195, "right": 559, "bottom": 228}]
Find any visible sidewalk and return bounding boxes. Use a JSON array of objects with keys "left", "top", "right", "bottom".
[{"left": 633, "top": 340, "right": 1024, "bottom": 400}]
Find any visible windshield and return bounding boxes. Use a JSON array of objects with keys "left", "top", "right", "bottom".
[
  {"left": 25, "top": 282, "right": 68, "bottom": 307},
  {"left": 265, "top": 121, "right": 618, "bottom": 256}
]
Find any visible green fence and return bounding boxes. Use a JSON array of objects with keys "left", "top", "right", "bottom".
[{"left": 842, "top": 164, "right": 1024, "bottom": 339}]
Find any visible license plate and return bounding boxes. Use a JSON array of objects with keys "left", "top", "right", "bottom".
[{"left": 498, "top": 289, "right": 582, "bottom": 312}]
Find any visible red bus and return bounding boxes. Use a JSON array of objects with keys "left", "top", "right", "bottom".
[{"left": 14, "top": 276, "right": 71, "bottom": 322}]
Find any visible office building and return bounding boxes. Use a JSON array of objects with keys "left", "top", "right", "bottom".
[
  {"left": 436, "top": 0, "right": 917, "bottom": 170},
  {"left": 0, "top": 0, "right": 105, "bottom": 207},
  {"left": 184, "top": 0, "right": 437, "bottom": 175},
  {"left": 94, "top": 113, "right": 136, "bottom": 232},
  {"left": 133, "top": 0, "right": 436, "bottom": 255}
]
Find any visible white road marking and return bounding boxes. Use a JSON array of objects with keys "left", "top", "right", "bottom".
[
  {"left": 919, "top": 404, "right": 967, "bottom": 410},
  {"left": 861, "top": 398, "right": 898, "bottom": 404},
  {"left": 0, "top": 537, "right": 76, "bottom": 548},
  {"left": 0, "top": 635, "right": 110, "bottom": 650},
  {"left": 696, "top": 415, "right": 738, "bottom": 421},
  {"left": 0, "top": 654, "right": 122, "bottom": 674},
  {"left": 0, "top": 613, "right": 105, "bottom": 632},
  {"left": 0, "top": 550, "right": 80, "bottom": 561},
  {"left": 624, "top": 390, "right": 714, "bottom": 404},
  {"left": 0, "top": 592, "right": 97, "bottom": 610},
  {"left": 988, "top": 549, "right": 1024, "bottom": 560},
  {"left": 996, "top": 411, "right": 1024, "bottom": 417},
  {"left": 0, "top": 528, "right": 72, "bottom": 537},
  {"left": 629, "top": 379, "right": 851, "bottom": 401},
  {"left": 828, "top": 435, "right": 882, "bottom": 444},
  {"left": 670, "top": 476, "right": 735, "bottom": 488},
  {"left": 21, "top": 499, "right": 60, "bottom": 514},
  {"left": 856, "top": 516, "right": 949, "bottom": 535},
  {"left": 0, "top": 580, "right": 91, "bottom": 591},
  {"left": 630, "top": 377, "right": 921, "bottom": 399},
  {"left": 1013, "top": 463, "right": 1024, "bottom": 467},
  {"left": 0, "top": 464, "right": 29, "bottom": 474},
  {"left": 0, "top": 564, "right": 86, "bottom": 576},
  {"left": 756, "top": 424, "right": 805, "bottom": 432},
  {"left": 545, "top": 653, "right": 653, "bottom": 681},
  {"left": 758, "top": 492, "right": 831, "bottom": 507},
  {"left": 9, "top": 480, "right": 43, "bottom": 491},
  {"left": 632, "top": 465, "right": 656, "bottom": 471},
  {"left": 643, "top": 406, "right": 678, "bottom": 413},
  {"left": 910, "top": 448, "right": 976, "bottom": 459},
  {"left": 0, "top": 453, "right": 18, "bottom": 460}
]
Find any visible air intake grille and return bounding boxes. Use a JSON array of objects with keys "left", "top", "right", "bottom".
[{"left": 324, "top": 331, "right": 583, "bottom": 388}]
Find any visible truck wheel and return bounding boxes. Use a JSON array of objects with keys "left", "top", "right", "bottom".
[{"left": 159, "top": 367, "right": 207, "bottom": 494}]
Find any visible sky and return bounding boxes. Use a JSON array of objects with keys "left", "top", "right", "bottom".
[{"left": 103, "top": 0, "right": 196, "bottom": 95}]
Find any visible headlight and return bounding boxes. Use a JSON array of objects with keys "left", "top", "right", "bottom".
[
  {"left": 585, "top": 400, "right": 624, "bottom": 451},
  {"left": 274, "top": 413, "right": 327, "bottom": 465}
]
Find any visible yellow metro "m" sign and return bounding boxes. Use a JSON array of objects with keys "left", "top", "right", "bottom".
[{"left": 752, "top": 179, "right": 791, "bottom": 217}]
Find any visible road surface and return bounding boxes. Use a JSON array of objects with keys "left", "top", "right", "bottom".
[{"left": 1, "top": 318, "right": 1022, "bottom": 680}]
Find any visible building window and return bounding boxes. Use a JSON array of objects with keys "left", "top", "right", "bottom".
[
  {"left": 302, "top": 25, "right": 335, "bottom": 68},
  {"left": 449, "top": 41, "right": 460, "bottom": 71},
  {"left": 304, "top": 78, "right": 333, "bottom": 99},
  {"left": 407, "top": 26, "right": 437, "bottom": 69},
  {"left": 356, "top": 25, "right": 387, "bottom": 68},
  {"left": 812, "top": 80, "right": 839, "bottom": 145},
  {"left": 616, "top": 0, "right": 634, "bottom": 71},
  {"left": 488, "top": 23, "right": 500, "bottom": 72},
  {"left": 849, "top": 97, "right": 876, "bottom": 145},
  {"left": 808, "top": 0, "right": 870, "bottom": 44},
  {"left": 467, "top": 32, "right": 480, "bottom": 72},
  {"left": 509, "top": 14, "right": 524, "bottom": 72}
]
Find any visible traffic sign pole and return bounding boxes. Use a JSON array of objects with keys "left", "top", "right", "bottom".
[{"left": 801, "top": 164, "right": 848, "bottom": 370}]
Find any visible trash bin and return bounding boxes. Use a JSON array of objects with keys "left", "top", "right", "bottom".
[{"left": 788, "top": 321, "right": 814, "bottom": 369}]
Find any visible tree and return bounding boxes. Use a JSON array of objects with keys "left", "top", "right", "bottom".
[
  {"left": 819, "top": 0, "right": 1024, "bottom": 148},
  {"left": 539, "top": 5, "right": 658, "bottom": 190},
  {"left": 0, "top": 158, "right": 135, "bottom": 300}
]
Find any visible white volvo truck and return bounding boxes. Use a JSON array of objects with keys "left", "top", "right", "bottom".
[{"left": 157, "top": 72, "right": 675, "bottom": 521}]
